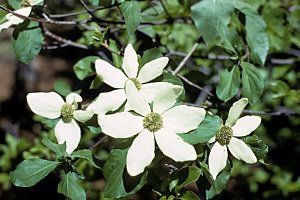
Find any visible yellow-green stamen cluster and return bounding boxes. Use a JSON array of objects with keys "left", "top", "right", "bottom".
[
  {"left": 129, "top": 78, "right": 142, "bottom": 90},
  {"left": 216, "top": 126, "right": 233, "bottom": 146},
  {"left": 61, "top": 103, "right": 74, "bottom": 123},
  {"left": 143, "top": 112, "right": 163, "bottom": 132}
]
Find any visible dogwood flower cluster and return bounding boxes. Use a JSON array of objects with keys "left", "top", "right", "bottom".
[{"left": 26, "top": 44, "right": 261, "bottom": 178}]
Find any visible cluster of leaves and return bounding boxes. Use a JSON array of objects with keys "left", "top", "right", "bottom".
[{"left": 0, "top": 0, "right": 299, "bottom": 199}]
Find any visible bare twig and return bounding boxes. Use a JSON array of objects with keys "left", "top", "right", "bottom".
[
  {"left": 243, "top": 109, "right": 300, "bottom": 116},
  {"left": 90, "top": 135, "right": 109, "bottom": 150},
  {"left": 172, "top": 43, "right": 199, "bottom": 75},
  {"left": 159, "top": 0, "right": 172, "bottom": 19}
]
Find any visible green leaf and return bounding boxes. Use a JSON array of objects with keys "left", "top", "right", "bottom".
[
  {"left": 10, "top": 158, "right": 59, "bottom": 187},
  {"left": 241, "top": 134, "right": 268, "bottom": 161},
  {"left": 191, "top": 0, "right": 236, "bottom": 52},
  {"left": 180, "top": 191, "right": 200, "bottom": 200},
  {"left": 71, "top": 149, "right": 101, "bottom": 169},
  {"left": 141, "top": 48, "right": 163, "bottom": 66},
  {"left": 181, "top": 114, "right": 222, "bottom": 145},
  {"left": 41, "top": 137, "right": 68, "bottom": 158},
  {"left": 103, "top": 149, "right": 147, "bottom": 198},
  {"left": 234, "top": 1, "right": 269, "bottom": 65},
  {"left": 7, "top": 0, "right": 23, "bottom": 9},
  {"left": 120, "top": 0, "right": 141, "bottom": 37},
  {"left": 241, "top": 62, "right": 264, "bottom": 104},
  {"left": 57, "top": 172, "right": 86, "bottom": 200},
  {"left": 13, "top": 21, "right": 44, "bottom": 64},
  {"left": 73, "top": 56, "right": 99, "bottom": 80},
  {"left": 175, "top": 166, "right": 201, "bottom": 191},
  {"left": 54, "top": 79, "right": 72, "bottom": 96},
  {"left": 216, "top": 65, "right": 241, "bottom": 102}
]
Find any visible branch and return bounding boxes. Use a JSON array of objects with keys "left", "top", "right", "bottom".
[
  {"left": 90, "top": 135, "right": 109, "bottom": 150},
  {"left": 172, "top": 43, "right": 199, "bottom": 75}
]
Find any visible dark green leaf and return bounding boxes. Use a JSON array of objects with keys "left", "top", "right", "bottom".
[
  {"left": 120, "top": 1, "right": 141, "bottom": 37},
  {"left": 191, "top": 0, "right": 236, "bottom": 52},
  {"left": 7, "top": 0, "right": 22, "bottom": 9},
  {"left": 216, "top": 65, "right": 240, "bottom": 102},
  {"left": 234, "top": 1, "right": 269, "bottom": 65},
  {"left": 141, "top": 48, "right": 163, "bottom": 66},
  {"left": 180, "top": 191, "right": 200, "bottom": 200},
  {"left": 73, "top": 56, "right": 99, "bottom": 80},
  {"left": 41, "top": 137, "right": 68, "bottom": 158},
  {"left": 181, "top": 114, "right": 222, "bottom": 145},
  {"left": 103, "top": 149, "right": 147, "bottom": 198},
  {"left": 241, "top": 134, "right": 268, "bottom": 161},
  {"left": 175, "top": 166, "right": 201, "bottom": 191},
  {"left": 57, "top": 172, "right": 86, "bottom": 200},
  {"left": 13, "top": 21, "right": 44, "bottom": 64},
  {"left": 241, "top": 62, "right": 264, "bottom": 104},
  {"left": 10, "top": 158, "right": 59, "bottom": 187},
  {"left": 89, "top": 76, "right": 103, "bottom": 89},
  {"left": 71, "top": 149, "right": 101, "bottom": 169},
  {"left": 54, "top": 79, "right": 72, "bottom": 96}
]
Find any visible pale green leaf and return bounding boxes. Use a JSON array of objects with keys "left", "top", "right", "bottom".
[{"left": 73, "top": 56, "right": 99, "bottom": 80}]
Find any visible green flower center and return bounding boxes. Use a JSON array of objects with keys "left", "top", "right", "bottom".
[
  {"left": 61, "top": 103, "right": 74, "bottom": 123},
  {"left": 216, "top": 126, "right": 233, "bottom": 146},
  {"left": 129, "top": 78, "right": 142, "bottom": 90},
  {"left": 143, "top": 112, "right": 163, "bottom": 132}
]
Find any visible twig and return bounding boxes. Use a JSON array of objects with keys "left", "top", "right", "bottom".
[
  {"left": 159, "top": 0, "right": 172, "bottom": 19},
  {"left": 0, "top": 5, "right": 83, "bottom": 25},
  {"left": 172, "top": 43, "right": 199, "bottom": 75},
  {"left": 243, "top": 109, "right": 300, "bottom": 116},
  {"left": 90, "top": 136, "right": 109, "bottom": 150},
  {"left": 176, "top": 74, "right": 214, "bottom": 97}
]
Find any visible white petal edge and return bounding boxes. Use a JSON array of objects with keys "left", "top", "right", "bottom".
[
  {"left": 0, "top": 21, "right": 13, "bottom": 32},
  {"left": 208, "top": 136, "right": 216, "bottom": 144},
  {"left": 162, "top": 105, "right": 206, "bottom": 133},
  {"left": 228, "top": 137, "right": 257, "bottom": 164},
  {"left": 153, "top": 85, "right": 183, "bottom": 114},
  {"left": 225, "top": 98, "right": 248, "bottom": 127},
  {"left": 155, "top": 128, "right": 197, "bottom": 162},
  {"left": 139, "top": 82, "right": 177, "bottom": 103},
  {"left": 208, "top": 142, "right": 228, "bottom": 180},
  {"left": 73, "top": 110, "right": 94, "bottom": 123},
  {"left": 26, "top": 92, "right": 64, "bottom": 119},
  {"left": 95, "top": 59, "right": 127, "bottom": 88},
  {"left": 232, "top": 116, "right": 261, "bottom": 137},
  {"left": 125, "top": 80, "right": 151, "bottom": 116},
  {"left": 87, "top": 89, "right": 126, "bottom": 115},
  {"left": 54, "top": 119, "right": 81, "bottom": 154},
  {"left": 98, "top": 112, "right": 144, "bottom": 138},
  {"left": 121, "top": 44, "right": 139, "bottom": 78},
  {"left": 66, "top": 93, "right": 82, "bottom": 104},
  {"left": 6, "top": 7, "right": 32, "bottom": 25},
  {"left": 137, "top": 57, "right": 169, "bottom": 83},
  {"left": 126, "top": 130, "right": 155, "bottom": 176}
]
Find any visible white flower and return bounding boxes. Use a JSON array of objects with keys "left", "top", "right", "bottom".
[
  {"left": 0, "top": 7, "right": 32, "bottom": 32},
  {"left": 208, "top": 98, "right": 261, "bottom": 180},
  {"left": 99, "top": 80, "right": 206, "bottom": 176},
  {"left": 26, "top": 92, "right": 93, "bottom": 154},
  {"left": 87, "top": 44, "right": 174, "bottom": 115}
]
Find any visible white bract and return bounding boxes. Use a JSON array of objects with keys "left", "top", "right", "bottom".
[
  {"left": 0, "top": 7, "right": 32, "bottom": 32},
  {"left": 87, "top": 43, "right": 174, "bottom": 115},
  {"left": 26, "top": 92, "right": 93, "bottom": 154},
  {"left": 208, "top": 98, "right": 261, "bottom": 180},
  {"left": 99, "top": 80, "right": 206, "bottom": 176}
]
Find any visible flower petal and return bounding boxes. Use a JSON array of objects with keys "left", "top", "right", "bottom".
[
  {"left": 26, "top": 92, "right": 64, "bottom": 119},
  {"left": 98, "top": 112, "right": 144, "bottom": 138},
  {"left": 54, "top": 119, "right": 81, "bottom": 154},
  {"left": 122, "top": 44, "right": 139, "bottom": 78},
  {"left": 155, "top": 128, "right": 197, "bottom": 162},
  {"left": 137, "top": 57, "right": 169, "bottom": 83},
  {"left": 232, "top": 116, "right": 261, "bottom": 137},
  {"left": 126, "top": 130, "right": 155, "bottom": 176},
  {"left": 228, "top": 137, "right": 257, "bottom": 163},
  {"left": 162, "top": 105, "right": 206, "bottom": 133},
  {"left": 139, "top": 82, "right": 176, "bottom": 103},
  {"left": 0, "top": 21, "right": 13, "bottom": 32},
  {"left": 225, "top": 98, "right": 248, "bottom": 127},
  {"left": 6, "top": 7, "right": 32, "bottom": 25},
  {"left": 87, "top": 89, "right": 126, "bottom": 115},
  {"left": 208, "top": 142, "right": 228, "bottom": 180},
  {"left": 208, "top": 136, "right": 216, "bottom": 144},
  {"left": 66, "top": 93, "right": 82, "bottom": 104},
  {"left": 73, "top": 110, "right": 94, "bottom": 123},
  {"left": 153, "top": 85, "right": 183, "bottom": 114},
  {"left": 95, "top": 59, "right": 127, "bottom": 88},
  {"left": 125, "top": 80, "right": 151, "bottom": 116}
]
